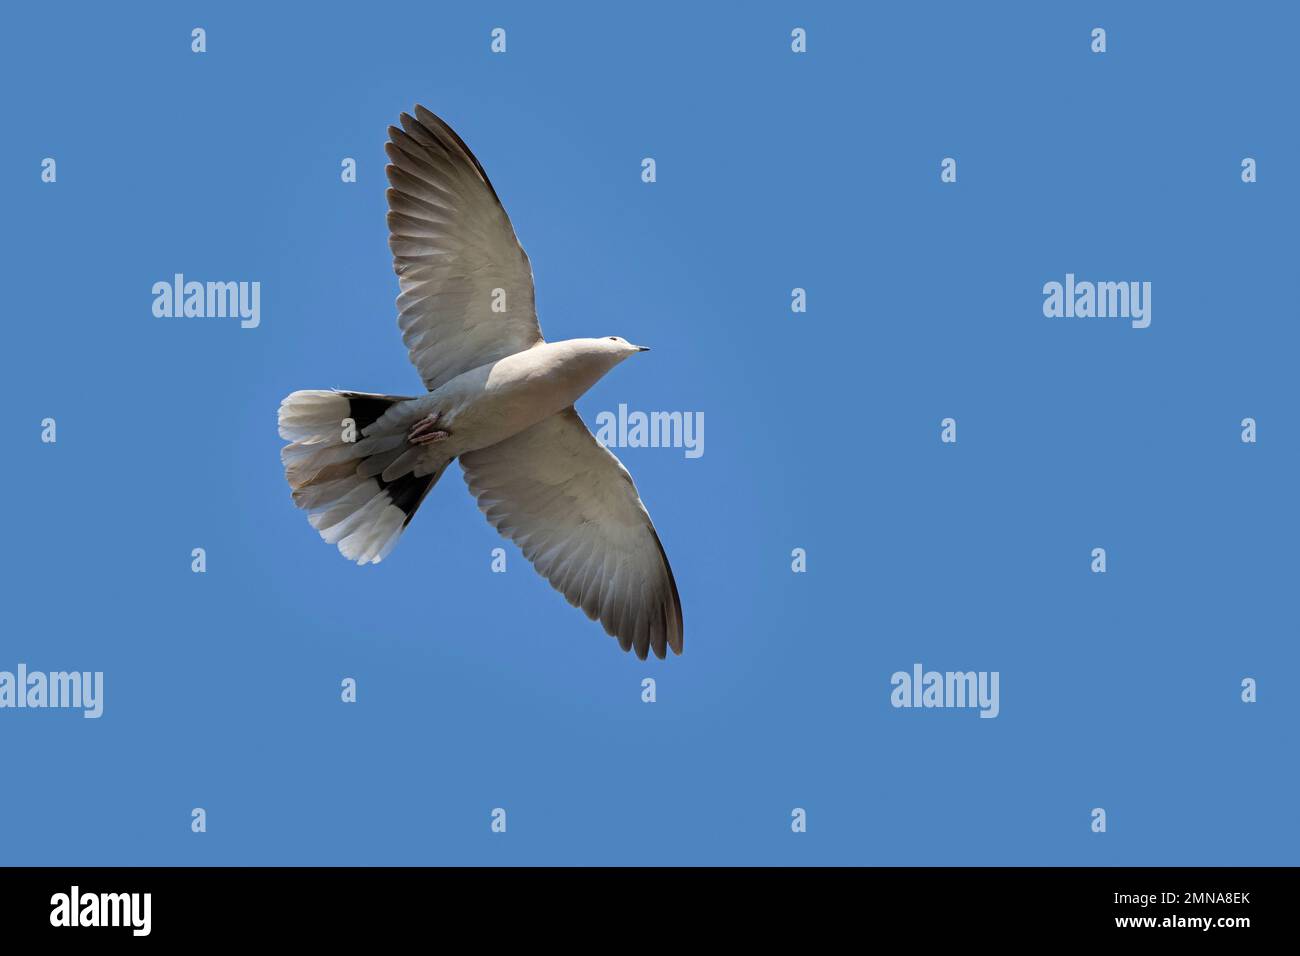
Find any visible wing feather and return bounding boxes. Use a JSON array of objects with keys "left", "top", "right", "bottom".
[
  {"left": 386, "top": 105, "right": 543, "bottom": 390},
  {"left": 460, "top": 408, "right": 683, "bottom": 659}
]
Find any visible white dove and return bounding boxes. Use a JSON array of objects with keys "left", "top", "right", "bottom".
[{"left": 277, "top": 106, "right": 683, "bottom": 659}]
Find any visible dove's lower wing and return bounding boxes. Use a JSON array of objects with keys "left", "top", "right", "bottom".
[
  {"left": 459, "top": 408, "right": 683, "bottom": 660},
  {"left": 386, "top": 105, "right": 543, "bottom": 391}
]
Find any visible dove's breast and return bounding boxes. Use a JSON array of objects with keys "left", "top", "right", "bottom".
[{"left": 424, "top": 342, "right": 612, "bottom": 455}]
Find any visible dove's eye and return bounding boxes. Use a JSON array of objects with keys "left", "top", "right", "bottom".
[{"left": 609, "top": 337, "right": 618, "bottom": 341}]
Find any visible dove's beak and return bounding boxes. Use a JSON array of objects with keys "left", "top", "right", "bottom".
[{"left": 636, "top": 345, "right": 651, "bottom": 352}]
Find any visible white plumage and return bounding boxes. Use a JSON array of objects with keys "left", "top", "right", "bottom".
[{"left": 277, "top": 106, "right": 682, "bottom": 659}]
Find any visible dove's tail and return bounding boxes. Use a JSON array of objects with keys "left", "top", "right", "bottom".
[{"left": 277, "top": 390, "right": 448, "bottom": 565}]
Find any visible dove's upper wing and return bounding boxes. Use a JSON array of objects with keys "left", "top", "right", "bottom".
[
  {"left": 386, "top": 105, "right": 543, "bottom": 391},
  {"left": 459, "top": 408, "right": 683, "bottom": 660}
]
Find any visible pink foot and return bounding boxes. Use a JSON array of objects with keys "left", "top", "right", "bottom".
[{"left": 408, "top": 413, "right": 450, "bottom": 446}]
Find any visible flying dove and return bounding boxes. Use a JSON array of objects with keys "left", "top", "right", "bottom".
[{"left": 277, "top": 106, "right": 683, "bottom": 659}]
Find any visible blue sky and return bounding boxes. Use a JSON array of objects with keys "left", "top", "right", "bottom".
[{"left": 2, "top": 1, "right": 1296, "bottom": 865}]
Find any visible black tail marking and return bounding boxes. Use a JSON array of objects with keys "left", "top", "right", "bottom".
[
  {"left": 375, "top": 466, "right": 443, "bottom": 527},
  {"left": 345, "top": 394, "right": 401, "bottom": 431}
]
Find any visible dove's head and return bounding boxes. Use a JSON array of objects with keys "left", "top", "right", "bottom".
[
  {"left": 597, "top": 335, "right": 650, "bottom": 358},
  {"left": 575, "top": 336, "right": 650, "bottom": 372},
  {"left": 559, "top": 337, "right": 651, "bottom": 391}
]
